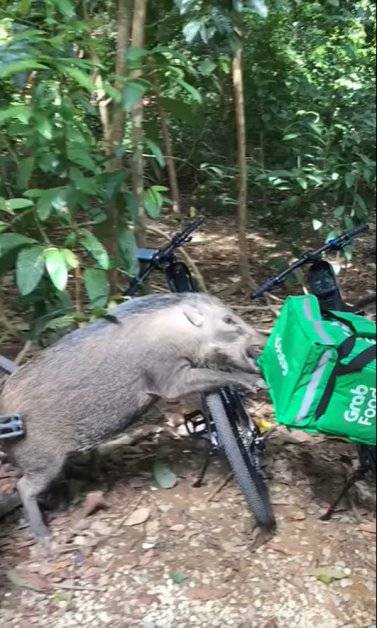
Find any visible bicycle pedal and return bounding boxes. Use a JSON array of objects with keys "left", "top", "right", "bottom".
[
  {"left": 185, "top": 413, "right": 208, "bottom": 438},
  {"left": 0, "top": 414, "right": 25, "bottom": 440}
]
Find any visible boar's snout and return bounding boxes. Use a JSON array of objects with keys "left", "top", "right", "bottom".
[{"left": 246, "top": 344, "right": 263, "bottom": 373}]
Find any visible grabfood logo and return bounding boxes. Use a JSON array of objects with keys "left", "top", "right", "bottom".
[
  {"left": 344, "top": 385, "right": 376, "bottom": 427},
  {"left": 274, "top": 336, "right": 288, "bottom": 376}
]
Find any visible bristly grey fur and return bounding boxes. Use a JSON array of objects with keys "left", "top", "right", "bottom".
[{"left": 0, "top": 292, "right": 264, "bottom": 539}]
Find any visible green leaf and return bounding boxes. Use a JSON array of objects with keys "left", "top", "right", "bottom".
[
  {"left": 170, "top": 571, "right": 188, "bottom": 585},
  {"left": 64, "top": 67, "right": 96, "bottom": 92},
  {"left": 145, "top": 139, "right": 165, "bottom": 168},
  {"left": 310, "top": 567, "right": 346, "bottom": 585},
  {"left": 62, "top": 249, "right": 79, "bottom": 269},
  {"left": 35, "top": 115, "right": 53, "bottom": 140},
  {"left": 45, "top": 248, "right": 68, "bottom": 292},
  {"left": 175, "top": 0, "right": 196, "bottom": 15},
  {"left": 118, "top": 228, "right": 139, "bottom": 277},
  {"left": 334, "top": 206, "right": 345, "bottom": 218},
  {"left": 17, "top": 156, "right": 35, "bottom": 190},
  {"left": 198, "top": 59, "right": 217, "bottom": 77},
  {"left": 345, "top": 173, "right": 356, "bottom": 189},
  {"left": 67, "top": 144, "right": 97, "bottom": 173},
  {"left": 0, "top": 233, "right": 36, "bottom": 258},
  {"left": 355, "top": 193, "right": 367, "bottom": 213},
  {"left": 153, "top": 460, "right": 177, "bottom": 489},
  {"left": 144, "top": 188, "right": 162, "bottom": 219},
  {"left": 175, "top": 78, "right": 202, "bottom": 104},
  {"left": 79, "top": 230, "right": 110, "bottom": 270},
  {"left": 84, "top": 268, "right": 109, "bottom": 307},
  {"left": 0, "top": 222, "right": 9, "bottom": 233},
  {"left": 50, "top": 0, "right": 75, "bottom": 18},
  {"left": 122, "top": 79, "right": 149, "bottom": 111},
  {"left": 297, "top": 177, "right": 308, "bottom": 190},
  {"left": 36, "top": 188, "right": 68, "bottom": 221},
  {"left": 247, "top": 0, "right": 269, "bottom": 18},
  {"left": 0, "top": 105, "right": 32, "bottom": 125},
  {"left": 19, "top": 0, "right": 32, "bottom": 15},
  {"left": 126, "top": 47, "right": 146, "bottom": 63},
  {"left": 283, "top": 133, "right": 299, "bottom": 141},
  {"left": 326, "top": 230, "right": 340, "bottom": 243},
  {"left": 16, "top": 246, "right": 45, "bottom": 295},
  {"left": 0, "top": 60, "right": 48, "bottom": 79},
  {"left": 0, "top": 198, "right": 33, "bottom": 213},
  {"left": 183, "top": 20, "right": 204, "bottom": 44},
  {"left": 160, "top": 97, "right": 196, "bottom": 122}
]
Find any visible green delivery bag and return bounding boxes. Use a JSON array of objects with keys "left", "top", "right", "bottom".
[{"left": 259, "top": 295, "right": 376, "bottom": 446}]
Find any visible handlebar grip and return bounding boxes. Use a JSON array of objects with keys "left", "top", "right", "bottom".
[
  {"left": 251, "top": 280, "right": 274, "bottom": 300},
  {"left": 347, "top": 223, "right": 369, "bottom": 238}
]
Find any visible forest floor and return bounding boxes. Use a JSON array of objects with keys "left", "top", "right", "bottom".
[{"left": 0, "top": 216, "right": 376, "bottom": 628}]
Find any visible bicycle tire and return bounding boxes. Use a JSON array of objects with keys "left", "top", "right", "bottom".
[{"left": 204, "top": 391, "right": 276, "bottom": 530}]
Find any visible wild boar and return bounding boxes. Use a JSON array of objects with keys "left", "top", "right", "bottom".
[{"left": 0, "top": 292, "right": 265, "bottom": 540}]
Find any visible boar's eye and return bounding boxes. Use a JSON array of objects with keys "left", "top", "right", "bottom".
[{"left": 223, "top": 315, "right": 236, "bottom": 326}]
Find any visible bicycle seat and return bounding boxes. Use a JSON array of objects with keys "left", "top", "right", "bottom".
[{"left": 137, "top": 248, "right": 159, "bottom": 263}]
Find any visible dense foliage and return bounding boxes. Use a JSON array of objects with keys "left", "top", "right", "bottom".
[{"left": 0, "top": 0, "right": 375, "bottom": 337}]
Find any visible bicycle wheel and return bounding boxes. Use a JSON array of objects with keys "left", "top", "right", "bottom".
[{"left": 204, "top": 390, "right": 276, "bottom": 530}]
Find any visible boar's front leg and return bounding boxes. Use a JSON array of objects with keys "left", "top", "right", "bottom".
[{"left": 149, "top": 363, "right": 260, "bottom": 401}]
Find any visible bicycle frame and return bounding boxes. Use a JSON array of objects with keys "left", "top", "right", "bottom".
[
  {"left": 252, "top": 224, "right": 376, "bottom": 519},
  {"left": 128, "top": 227, "right": 265, "bottom": 464}
]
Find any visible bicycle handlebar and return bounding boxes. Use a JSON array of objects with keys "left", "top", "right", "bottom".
[
  {"left": 125, "top": 217, "right": 205, "bottom": 296},
  {"left": 251, "top": 223, "right": 369, "bottom": 300}
]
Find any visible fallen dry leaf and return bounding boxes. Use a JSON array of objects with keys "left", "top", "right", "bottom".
[
  {"left": 81, "top": 491, "right": 108, "bottom": 518},
  {"left": 124, "top": 507, "right": 151, "bottom": 527},
  {"left": 91, "top": 520, "right": 113, "bottom": 536},
  {"left": 170, "top": 524, "right": 186, "bottom": 533},
  {"left": 186, "top": 585, "right": 228, "bottom": 602},
  {"left": 309, "top": 567, "right": 347, "bottom": 585},
  {"left": 269, "top": 544, "right": 295, "bottom": 557},
  {"left": 7, "top": 569, "right": 50, "bottom": 593},
  {"left": 289, "top": 511, "right": 306, "bottom": 522},
  {"left": 357, "top": 521, "right": 376, "bottom": 535}
]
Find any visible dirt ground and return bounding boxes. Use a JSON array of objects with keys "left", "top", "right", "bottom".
[{"left": 0, "top": 217, "right": 376, "bottom": 627}]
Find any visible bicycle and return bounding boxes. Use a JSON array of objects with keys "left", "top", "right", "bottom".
[
  {"left": 126, "top": 218, "right": 276, "bottom": 531},
  {"left": 251, "top": 223, "right": 376, "bottom": 519}
]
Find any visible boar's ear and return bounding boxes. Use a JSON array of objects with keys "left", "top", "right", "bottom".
[{"left": 182, "top": 303, "right": 204, "bottom": 327}]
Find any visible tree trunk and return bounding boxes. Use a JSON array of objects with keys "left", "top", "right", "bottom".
[
  {"left": 97, "top": 0, "right": 132, "bottom": 291},
  {"left": 131, "top": 0, "right": 148, "bottom": 245},
  {"left": 232, "top": 46, "right": 251, "bottom": 288},
  {"left": 153, "top": 78, "right": 180, "bottom": 214},
  {"left": 109, "top": 0, "right": 133, "bottom": 156}
]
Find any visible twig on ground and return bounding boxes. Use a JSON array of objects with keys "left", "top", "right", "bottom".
[
  {"left": 206, "top": 472, "right": 233, "bottom": 502},
  {"left": 218, "top": 280, "right": 243, "bottom": 298},
  {"left": 55, "top": 583, "right": 107, "bottom": 593},
  {"left": 14, "top": 341, "right": 33, "bottom": 367}
]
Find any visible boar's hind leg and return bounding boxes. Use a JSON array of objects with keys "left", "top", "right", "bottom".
[{"left": 17, "top": 455, "right": 65, "bottom": 540}]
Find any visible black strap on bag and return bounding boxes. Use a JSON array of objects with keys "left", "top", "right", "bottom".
[{"left": 316, "top": 336, "right": 376, "bottom": 419}]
